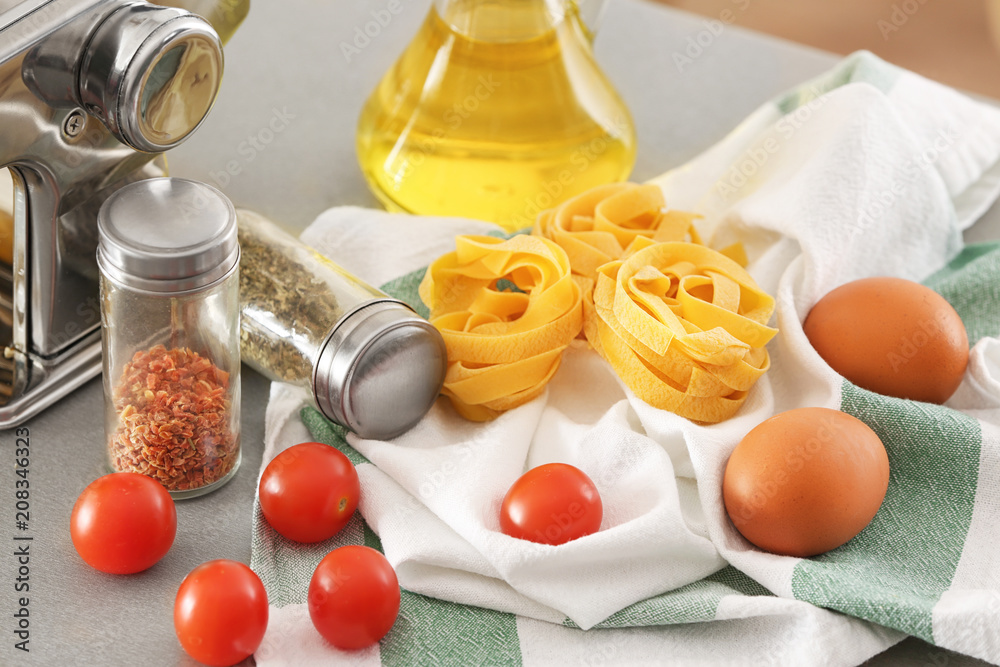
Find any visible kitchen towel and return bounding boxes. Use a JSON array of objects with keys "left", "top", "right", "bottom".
[{"left": 252, "top": 51, "right": 1000, "bottom": 666}]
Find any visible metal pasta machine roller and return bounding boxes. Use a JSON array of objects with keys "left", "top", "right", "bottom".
[{"left": 0, "top": 0, "right": 245, "bottom": 426}]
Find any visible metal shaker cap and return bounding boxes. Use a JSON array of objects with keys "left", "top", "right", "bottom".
[
  {"left": 97, "top": 177, "right": 239, "bottom": 292},
  {"left": 314, "top": 300, "right": 447, "bottom": 440}
]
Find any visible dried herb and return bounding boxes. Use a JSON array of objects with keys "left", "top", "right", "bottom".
[
  {"left": 238, "top": 217, "right": 359, "bottom": 383},
  {"left": 109, "top": 345, "right": 238, "bottom": 492}
]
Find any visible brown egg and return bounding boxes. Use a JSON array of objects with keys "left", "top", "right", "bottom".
[
  {"left": 803, "top": 277, "right": 968, "bottom": 404},
  {"left": 722, "top": 407, "right": 889, "bottom": 558}
]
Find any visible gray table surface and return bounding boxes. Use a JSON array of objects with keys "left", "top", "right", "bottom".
[{"left": 1, "top": 0, "right": 997, "bottom": 665}]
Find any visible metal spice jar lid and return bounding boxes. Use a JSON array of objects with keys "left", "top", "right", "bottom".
[
  {"left": 314, "top": 300, "right": 447, "bottom": 440},
  {"left": 97, "top": 177, "right": 238, "bottom": 292}
]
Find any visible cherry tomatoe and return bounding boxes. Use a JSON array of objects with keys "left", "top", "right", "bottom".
[
  {"left": 500, "top": 463, "right": 603, "bottom": 545},
  {"left": 308, "top": 546, "right": 400, "bottom": 650},
  {"left": 258, "top": 442, "right": 360, "bottom": 543},
  {"left": 174, "top": 559, "right": 269, "bottom": 667},
  {"left": 70, "top": 472, "right": 176, "bottom": 574}
]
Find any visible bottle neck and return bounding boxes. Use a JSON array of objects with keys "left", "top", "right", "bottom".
[{"left": 433, "top": 0, "right": 597, "bottom": 42}]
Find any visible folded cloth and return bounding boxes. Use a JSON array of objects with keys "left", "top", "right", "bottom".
[{"left": 252, "top": 52, "right": 1000, "bottom": 666}]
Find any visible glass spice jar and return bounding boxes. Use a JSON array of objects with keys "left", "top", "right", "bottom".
[
  {"left": 98, "top": 177, "right": 241, "bottom": 498},
  {"left": 237, "top": 209, "right": 447, "bottom": 440}
]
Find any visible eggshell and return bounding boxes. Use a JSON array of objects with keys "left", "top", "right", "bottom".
[
  {"left": 803, "top": 276, "right": 968, "bottom": 404},
  {"left": 722, "top": 407, "right": 889, "bottom": 558}
]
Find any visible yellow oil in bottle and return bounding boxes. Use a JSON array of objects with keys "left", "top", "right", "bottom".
[
  {"left": 356, "top": 1, "right": 637, "bottom": 232},
  {"left": 158, "top": 0, "right": 250, "bottom": 44}
]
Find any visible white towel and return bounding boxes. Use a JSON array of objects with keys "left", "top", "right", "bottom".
[{"left": 253, "top": 52, "right": 1000, "bottom": 666}]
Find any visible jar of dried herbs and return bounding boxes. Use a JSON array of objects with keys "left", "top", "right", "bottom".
[
  {"left": 98, "top": 178, "right": 241, "bottom": 498},
  {"left": 238, "top": 210, "right": 446, "bottom": 440}
]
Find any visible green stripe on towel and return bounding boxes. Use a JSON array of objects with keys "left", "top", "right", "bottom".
[
  {"left": 776, "top": 51, "right": 901, "bottom": 115},
  {"left": 792, "top": 383, "right": 980, "bottom": 642},
  {"left": 251, "top": 409, "right": 373, "bottom": 607},
  {"left": 381, "top": 591, "right": 521, "bottom": 667},
  {"left": 381, "top": 267, "right": 431, "bottom": 319},
  {"left": 252, "top": 510, "right": 369, "bottom": 607},
  {"left": 301, "top": 406, "right": 371, "bottom": 466},
  {"left": 378, "top": 227, "right": 522, "bottom": 318},
  {"left": 925, "top": 241, "right": 1000, "bottom": 344},
  {"left": 790, "top": 243, "right": 997, "bottom": 641},
  {"left": 585, "top": 566, "right": 773, "bottom": 629}
]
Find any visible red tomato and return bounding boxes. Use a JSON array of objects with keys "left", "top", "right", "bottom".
[
  {"left": 308, "top": 546, "right": 400, "bottom": 650},
  {"left": 258, "top": 442, "right": 360, "bottom": 543},
  {"left": 70, "top": 472, "right": 176, "bottom": 574},
  {"left": 500, "top": 463, "right": 603, "bottom": 545},
  {"left": 174, "top": 559, "right": 269, "bottom": 666}
]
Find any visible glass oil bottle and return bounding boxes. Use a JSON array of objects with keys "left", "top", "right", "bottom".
[{"left": 356, "top": 0, "right": 637, "bottom": 232}]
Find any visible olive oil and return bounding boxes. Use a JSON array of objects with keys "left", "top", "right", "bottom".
[
  {"left": 356, "top": 0, "right": 636, "bottom": 232},
  {"left": 160, "top": 0, "right": 249, "bottom": 44}
]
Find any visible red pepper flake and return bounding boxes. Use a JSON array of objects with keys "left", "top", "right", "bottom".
[{"left": 109, "top": 345, "right": 238, "bottom": 492}]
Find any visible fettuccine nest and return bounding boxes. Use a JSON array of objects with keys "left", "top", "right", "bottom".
[{"left": 421, "top": 183, "right": 777, "bottom": 423}]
